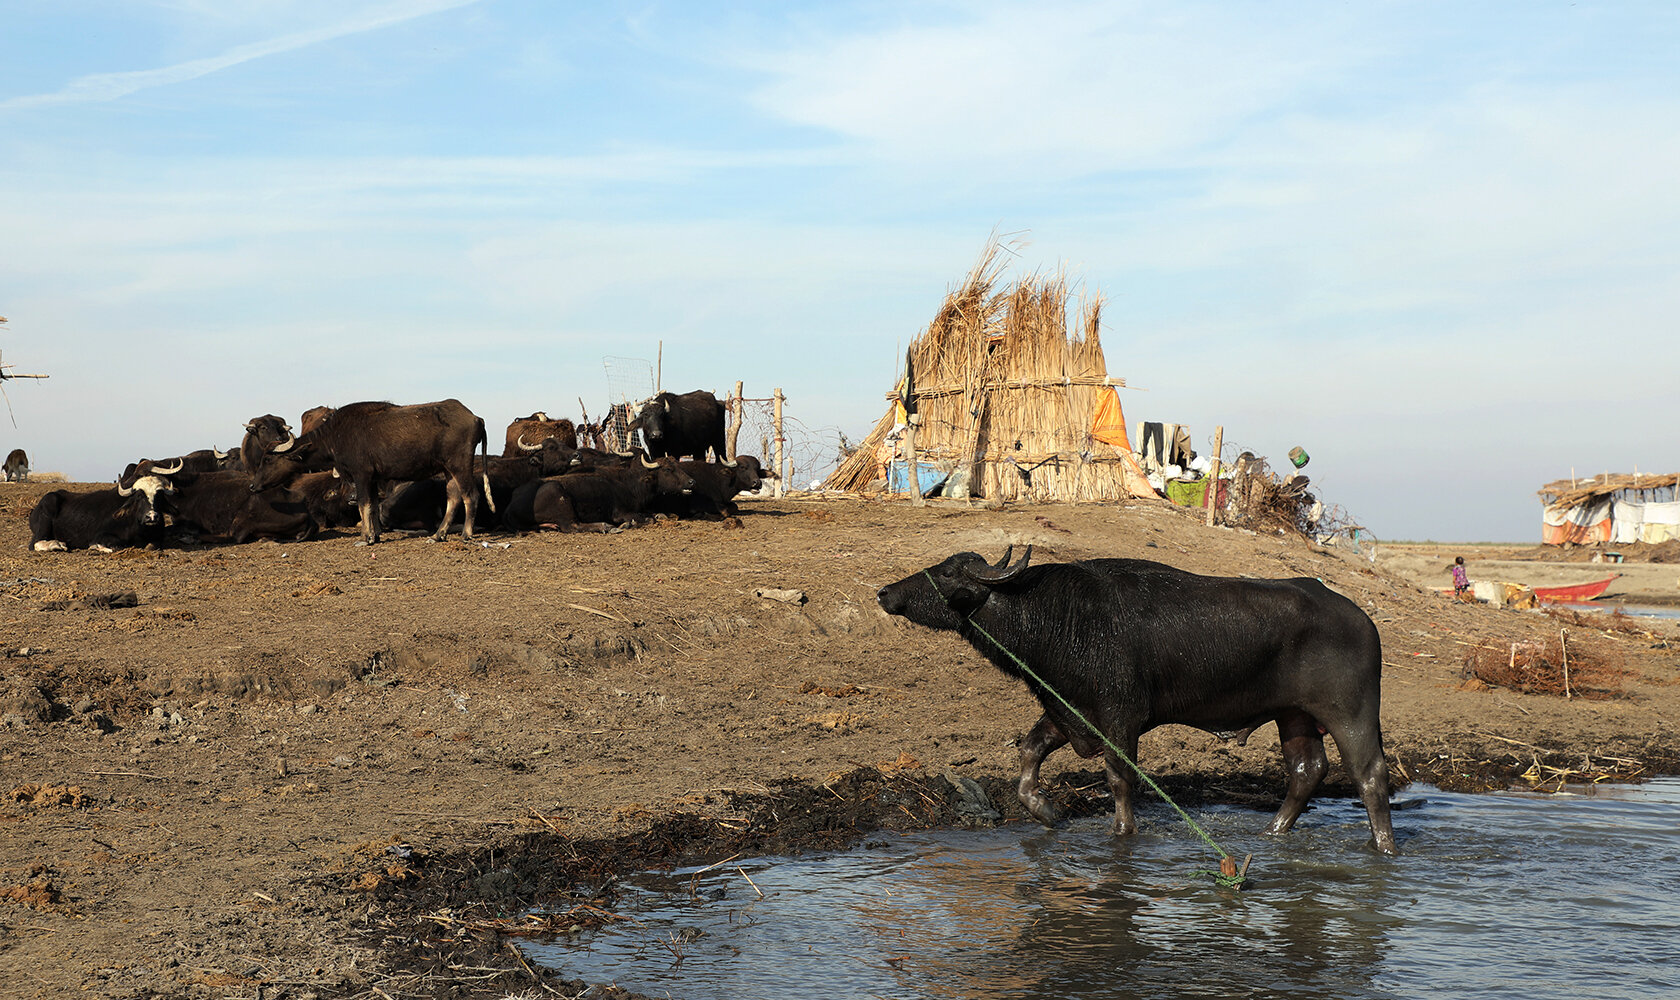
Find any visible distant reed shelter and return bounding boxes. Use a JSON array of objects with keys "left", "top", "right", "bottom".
[
  {"left": 1537, "top": 472, "right": 1680, "bottom": 546},
  {"left": 824, "top": 241, "right": 1156, "bottom": 503}
]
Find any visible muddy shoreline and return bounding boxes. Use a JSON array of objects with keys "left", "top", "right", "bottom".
[{"left": 4, "top": 486, "right": 1679, "bottom": 998}]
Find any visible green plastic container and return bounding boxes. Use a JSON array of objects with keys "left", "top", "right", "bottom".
[{"left": 1288, "top": 446, "right": 1309, "bottom": 469}]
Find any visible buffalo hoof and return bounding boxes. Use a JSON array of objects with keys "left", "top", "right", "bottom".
[{"left": 1023, "top": 794, "right": 1061, "bottom": 827}]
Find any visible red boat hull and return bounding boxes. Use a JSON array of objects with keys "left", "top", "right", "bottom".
[{"left": 1532, "top": 575, "right": 1619, "bottom": 602}]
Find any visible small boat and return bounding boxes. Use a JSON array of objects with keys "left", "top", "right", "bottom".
[{"left": 1531, "top": 575, "right": 1619, "bottom": 602}]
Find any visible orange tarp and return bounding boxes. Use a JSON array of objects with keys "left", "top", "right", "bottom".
[{"left": 1090, "top": 388, "right": 1133, "bottom": 449}]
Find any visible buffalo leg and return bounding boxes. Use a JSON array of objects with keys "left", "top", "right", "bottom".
[
  {"left": 457, "top": 475, "right": 478, "bottom": 540},
  {"left": 436, "top": 480, "right": 462, "bottom": 542},
  {"left": 1265, "top": 710, "right": 1329, "bottom": 836},
  {"left": 1102, "top": 732, "right": 1143, "bottom": 836},
  {"left": 1324, "top": 713, "right": 1399, "bottom": 855},
  {"left": 356, "top": 476, "right": 379, "bottom": 544},
  {"left": 1017, "top": 714, "right": 1068, "bottom": 826}
]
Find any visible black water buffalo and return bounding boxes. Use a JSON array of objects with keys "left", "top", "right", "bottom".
[
  {"left": 29, "top": 477, "right": 174, "bottom": 552},
  {"left": 4, "top": 448, "right": 27, "bottom": 482},
  {"left": 503, "top": 458, "right": 695, "bottom": 533},
  {"left": 876, "top": 547, "right": 1397, "bottom": 854},
  {"left": 517, "top": 437, "right": 650, "bottom": 476},
  {"left": 649, "top": 455, "right": 771, "bottom": 519},
  {"left": 380, "top": 456, "right": 537, "bottom": 533},
  {"left": 241, "top": 414, "right": 293, "bottom": 472},
  {"left": 502, "top": 412, "right": 577, "bottom": 458},
  {"left": 250, "top": 399, "right": 493, "bottom": 544},
  {"left": 119, "top": 449, "right": 236, "bottom": 488},
  {"left": 632, "top": 390, "right": 732, "bottom": 464},
  {"left": 282, "top": 471, "right": 359, "bottom": 532},
  {"left": 160, "top": 470, "right": 316, "bottom": 544}
]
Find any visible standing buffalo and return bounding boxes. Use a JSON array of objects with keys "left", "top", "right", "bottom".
[
  {"left": 3, "top": 448, "right": 27, "bottom": 482},
  {"left": 29, "top": 476, "right": 175, "bottom": 552},
  {"left": 249, "top": 399, "right": 493, "bottom": 544},
  {"left": 502, "top": 412, "right": 577, "bottom": 458},
  {"left": 632, "top": 390, "right": 733, "bottom": 464},
  {"left": 876, "top": 548, "right": 1397, "bottom": 854}
]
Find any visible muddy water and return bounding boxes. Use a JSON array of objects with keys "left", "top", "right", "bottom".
[{"left": 531, "top": 780, "right": 1680, "bottom": 999}]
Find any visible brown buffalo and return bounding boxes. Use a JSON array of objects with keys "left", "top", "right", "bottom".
[{"left": 250, "top": 399, "right": 492, "bottom": 544}]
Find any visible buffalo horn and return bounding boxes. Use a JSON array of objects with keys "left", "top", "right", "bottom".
[
  {"left": 963, "top": 545, "right": 1033, "bottom": 584},
  {"left": 516, "top": 434, "right": 543, "bottom": 452},
  {"left": 271, "top": 433, "right": 297, "bottom": 453},
  {"left": 640, "top": 454, "right": 660, "bottom": 469},
  {"left": 116, "top": 480, "right": 134, "bottom": 497},
  {"left": 150, "top": 460, "right": 184, "bottom": 475},
  {"left": 212, "top": 448, "right": 227, "bottom": 459}
]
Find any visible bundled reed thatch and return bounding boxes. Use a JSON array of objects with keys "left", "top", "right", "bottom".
[{"left": 825, "top": 240, "right": 1154, "bottom": 502}]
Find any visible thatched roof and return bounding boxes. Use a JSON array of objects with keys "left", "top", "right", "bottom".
[
  {"left": 1539, "top": 473, "right": 1680, "bottom": 511},
  {"left": 824, "top": 240, "right": 1154, "bottom": 502}
]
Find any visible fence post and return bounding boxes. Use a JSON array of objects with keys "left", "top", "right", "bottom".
[
  {"left": 773, "top": 388, "right": 786, "bottom": 498},
  {"left": 1204, "top": 424, "right": 1224, "bottom": 526},
  {"left": 727, "top": 380, "right": 743, "bottom": 462}
]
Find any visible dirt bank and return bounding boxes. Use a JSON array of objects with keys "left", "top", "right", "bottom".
[{"left": 3, "top": 485, "right": 1678, "bottom": 999}]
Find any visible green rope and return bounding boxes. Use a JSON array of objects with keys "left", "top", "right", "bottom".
[{"left": 927, "top": 570, "right": 1250, "bottom": 888}]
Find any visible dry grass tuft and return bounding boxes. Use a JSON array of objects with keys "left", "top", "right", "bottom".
[{"left": 1462, "top": 634, "right": 1631, "bottom": 699}]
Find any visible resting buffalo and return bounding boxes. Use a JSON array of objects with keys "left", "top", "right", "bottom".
[
  {"left": 241, "top": 415, "right": 293, "bottom": 473},
  {"left": 503, "top": 412, "right": 577, "bottom": 458},
  {"left": 503, "top": 458, "right": 695, "bottom": 533},
  {"left": 632, "top": 390, "right": 732, "bottom": 464},
  {"left": 380, "top": 456, "right": 538, "bottom": 533},
  {"left": 299, "top": 405, "right": 335, "bottom": 434},
  {"left": 29, "top": 477, "right": 174, "bottom": 552},
  {"left": 649, "top": 455, "right": 770, "bottom": 520},
  {"left": 4, "top": 448, "right": 28, "bottom": 482},
  {"left": 119, "top": 450, "right": 236, "bottom": 489},
  {"left": 876, "top": 548, "right": 1397, "bottom": 854},
  {"left": 250, "top": 399, "right": 493, "bottom": 544},
  {"left": 163, "top": 470, "right": 316, "bottom": 544}
]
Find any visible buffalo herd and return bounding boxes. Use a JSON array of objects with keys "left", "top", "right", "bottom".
[{"left": 28, "top": 390, "right": 771, "bottom": 552}]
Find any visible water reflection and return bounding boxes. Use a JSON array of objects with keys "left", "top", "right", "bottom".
[{"left": 530, "top": 781, "right": 1680, "bottom": 1000}]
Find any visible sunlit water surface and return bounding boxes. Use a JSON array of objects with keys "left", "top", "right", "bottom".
[{"left": 528, "top": 779, "right": 1680, "bottom": 999}]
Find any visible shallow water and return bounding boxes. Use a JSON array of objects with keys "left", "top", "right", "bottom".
[
  {"left": 1562, "top": 601, "right": 1680, "bottom": 620},
  {"left": 529, "top": 780, "right": 1680, "bottom": 999}
]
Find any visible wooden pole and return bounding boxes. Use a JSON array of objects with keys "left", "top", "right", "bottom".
[
  {"left": 727, "top": 380, "right": 744, "bottom": 461},
  {"left": 1204, "top": 425, "right": 1224, "bottom": 526},
  {"left": 656, "top": 341, "right": 662, "bottom": 393},
  {"left": 907, "top": 414, "right": 925, "bottom": 507},
  {"left": 773, "top": 388, "right": 786, "bottom": 498}
]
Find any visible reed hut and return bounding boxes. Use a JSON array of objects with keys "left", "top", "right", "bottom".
[{"left": 824, "top": 242, "right": 1155, "bottom": 502}]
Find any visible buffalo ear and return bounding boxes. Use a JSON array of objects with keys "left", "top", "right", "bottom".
[{"left": 963, "top": 545, "right": 1032, "bottom": 584}]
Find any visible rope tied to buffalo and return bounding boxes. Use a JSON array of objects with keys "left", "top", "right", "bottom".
[{"left": 925, "top": 570, "right": 1251, "bottom": 889}]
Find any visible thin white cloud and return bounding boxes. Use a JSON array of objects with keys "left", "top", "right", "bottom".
[{"left": 0, "top": 0, "right": 484, "bottom": 111}]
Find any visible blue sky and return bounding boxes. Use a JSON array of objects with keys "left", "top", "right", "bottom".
[{"left": 2, "top": 1, "right": 1675, "bottom": 541}]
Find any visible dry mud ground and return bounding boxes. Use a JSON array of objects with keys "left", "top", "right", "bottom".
[{"left": 3, "top": 484, "right": 1679, "bottom": 999}]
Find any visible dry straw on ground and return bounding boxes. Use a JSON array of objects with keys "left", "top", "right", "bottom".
[{"left": 1462, "top": 632, "right": 1629, "bottom": 699}]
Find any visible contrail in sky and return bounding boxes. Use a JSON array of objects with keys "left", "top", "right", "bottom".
[{"left": 0, "top": 0, "right": 484, "bottom": 111}]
